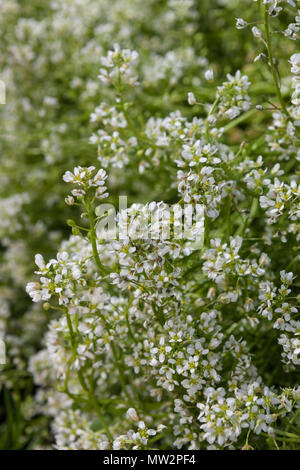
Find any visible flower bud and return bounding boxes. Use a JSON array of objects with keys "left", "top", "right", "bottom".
[
  {"left": 126, "top": 408, "right": 139, "bottom": 422},
  {"left": 188, "top": 92, "right": 196, "bottom": 105},
  {"left": 67, "top": 219, "right": 76, "bottom": 227}
]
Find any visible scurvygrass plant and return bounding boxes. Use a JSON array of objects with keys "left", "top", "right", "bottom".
[{"left": 0, "top": 0, "right": 299, "bottom": 450}]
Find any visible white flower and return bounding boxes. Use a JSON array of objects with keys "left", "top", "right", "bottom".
[
  {"left": 204, "top": 69, "right": 214, "bottom": 82},
  {"left": 63, "top": 166, "right": 92, "bottom": 184},
  {"left": 126, "top": 408, "right": 139, "bottom": 422},
  {"left": 188, "top": 92, "right": 196, "bottom": 105},
  {"left": 63, "top": 166, "right": 108, "bottom": 201},
  {"left": 236, "top": 18, "right": 248, "bottom": 29},
  {"left": 65, "top": 195, "right": 75, "bottom": 206},
  {"left": 289, "top": 53, "right": 300, "bottom": 75},
  {"left": 252, "top": 26, "right": 263, "bottom": 39},
  {"left": 98, "top": 44, "right": 139, "bottom": 86},
  {"left": 26, "top": 281, "right": 51, "bottom": 303},
  {"left": 225, "top": 107, "right": 240, "bottom": 120},
  {"left": 35, "top": 254, "right": 46, "bottom": 271}
]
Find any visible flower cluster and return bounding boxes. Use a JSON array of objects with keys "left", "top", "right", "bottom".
[
  {"left": 98, "top": 44, "right": 139, "bottom": 87},
  {"left": 0, "top": 0, "right": 299, "bottom": 451},
  {"left": 63, "top": 166, "right": 108, "bottom": 202}
]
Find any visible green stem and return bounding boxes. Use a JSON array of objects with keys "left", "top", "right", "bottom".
[
  {"left": 205, "top": 97, "right": 220, "bottom": 141},
  {"left": 110, "top": 342, "right": 134, "bottom": 405},
  {"left": 64, "top": 306, "right": 113, "bottom": 440},
  {"left": 264, "top": 7, "right": 289, "bottom": 117},
  {"left": 97, "top": 311, "right": 136, "bottom": 406},
  {"left": 88, "top": 375, "right": 113, "bottom": 441},
  {"left": 226, "top": 195, "right": 231, "bottom": 241},
  {"left": 86, "top": 197, "right": 107, "bottom": 275},
  {"left": 222, "top": 108, "right": 257, "bottom": 133},
  {"left": 65, "top": 307, "right": 76, "bottom": 351},
  {"left": 236, "top": 196, "right": 258, "bottom": 237},
  {"left": 125, "top": 295, "right": 136, "bottom": 342},
  {"left": 285, "top": 407, "right": 300, "bottom": 434}
]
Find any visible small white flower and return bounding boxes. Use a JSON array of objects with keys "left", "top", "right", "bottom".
[
  {"left": 252, "top": 26, "right": 263, "bottom": 39},
  {"left": 204, "top": 69, "right": 214, "bottom": 82},
  {"left": 188, "top": 92, "right": 196, "bottom": 105},
  {"left": 236, "top": 18, "right": 248, "bottom": 29},
  {"left": 289, "top": 53, "right": 300, "bottom": 75},
  {"left": 126, "top": 408, "right": 139, "bottom": 422},
  {"left": 35, "top": 254, "right": 46, "bottom": 271},
  {"left": 65, "top": 195, "right": 75, "bottom": 206}
]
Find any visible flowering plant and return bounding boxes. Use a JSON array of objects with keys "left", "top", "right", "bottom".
[{"left": 0, "top": 0, "right": 299, "bottom": 450}]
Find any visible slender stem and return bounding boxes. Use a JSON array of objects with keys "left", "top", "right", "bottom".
[
  {"left": 97, "top": 310, "right": 135, "bottom": 406},
  {"left": 226, "top": 195, "right": 231, "bottom": 241},
  {"left": 236, "top": 196, "right": 258, "bottom": 236},
  {"left": 88, "top": 375, "right": 113, "bottom": 441},
  {"left": 208, "top": 96, "right": 220, "bottom": 118},
  {"left": 285, "top": 407, "right": 300, "bottom": 434},
  {"left": 245, "top": 428, "right": 251, "bottom": 448},
  {"left": 65, "top": 307, "right": 76, "bottom": 351},
  {"left": 116, "top": 67, "right": 157, "bottom": 148},
  {"left": 205, "top": 97, "right": 220, "bottom": 141},
  {"left": 86, "top": 197, "right": 107, "bottom": 275},
  {"left": 264, "top": 7, "right": 289, "bottom": 117},
  {"left": 125, "top": 295, "right": 136, "bottom": 342},
  {"left": 65, "top": 307, "right": 113, "bottom": 440},
  {"left": 110, "top": 341, "right": 134, "bottom": 405},
  {"left": 222, "top": 109, "right": 257, "bottom": 133}
]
